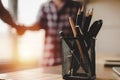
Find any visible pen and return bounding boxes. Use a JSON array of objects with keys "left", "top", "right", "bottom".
[{"left": 59, "top": 31, "right": 73, "bottom": 49}]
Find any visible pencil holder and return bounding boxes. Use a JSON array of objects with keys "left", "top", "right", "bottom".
[
  {"left": 61, "top": 36, "right": 96, "bottom": 80},
  {"left": 60, "top": 2, "right": 103, "bottom": 79}
]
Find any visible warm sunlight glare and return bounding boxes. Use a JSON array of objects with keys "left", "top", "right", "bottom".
[
  {"left": 18, "top": 30, "right": 45, "bottom": 63},
  {"left": 17, "top": 0, "right": 47, "bottom": 63}
]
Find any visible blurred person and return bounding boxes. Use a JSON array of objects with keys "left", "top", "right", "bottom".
[{"left": 0, "top": 0, "right": 82, "bottom": 66}]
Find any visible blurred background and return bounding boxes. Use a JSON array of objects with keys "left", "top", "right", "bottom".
[{"left": 0, "top": 0, "right": 120, "bottom": 73}]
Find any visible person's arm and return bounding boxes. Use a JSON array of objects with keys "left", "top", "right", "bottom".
[
  {"left": 0, "top": 0, "right": 26, "bottom": 35},
  {"left": 0, "top": 0, "right": 17, "bottom": 28},
  {"left": 0, "top": 0, "right": 41, "bottom": 35},
  {"left": 25, "top": 4, "right": 47, "bottom": 31},
  {"left": 23, "top": 23, "right": 41, "bottom": 31},
  {"left": 0, "top": 0, "right": 40, "bottom": 34}
]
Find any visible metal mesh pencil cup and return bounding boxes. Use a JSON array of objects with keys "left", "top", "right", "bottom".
[{"left": 61, "top": 36, "right": 96, "bottom": 80}]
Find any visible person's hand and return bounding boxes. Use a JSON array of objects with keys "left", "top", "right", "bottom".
[{"left": 15, "top": 24, "right": 26, "bottom": 35}]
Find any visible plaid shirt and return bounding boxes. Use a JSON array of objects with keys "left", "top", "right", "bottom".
[{"left": 37, "top": 0, "right": 81, "bottom": 66}]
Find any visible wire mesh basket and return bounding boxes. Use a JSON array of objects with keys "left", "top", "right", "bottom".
[{"left": 61, "top": 36, "right": 96, "bottom": 80}]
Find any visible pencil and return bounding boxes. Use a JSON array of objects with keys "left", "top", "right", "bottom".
[
  {"left": 76, "top": 8, "right": 83, "bottom": 36},
  {"left": 69, "top": 17, "right": 89, "bottom": 73},
  {"left": 83, "top": 8, "right": 93, "bottom": 35},
  {"left": 76, "top": 6, "right": 84, "bottom": 28},
  {"left": 76, "top": 8, "right": 92, "bottom": 66}
]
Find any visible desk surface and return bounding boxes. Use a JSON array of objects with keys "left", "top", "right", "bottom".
[{"left": 0, "top": 54, "right": 120, "bottom": 80}]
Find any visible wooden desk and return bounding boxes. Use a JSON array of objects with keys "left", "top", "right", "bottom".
[
  {"left": 96, "top": 54, "right": 120, "bottom": 80},
  {"left": 0, "top": 54, "right": 120, "bottom": 80}
]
